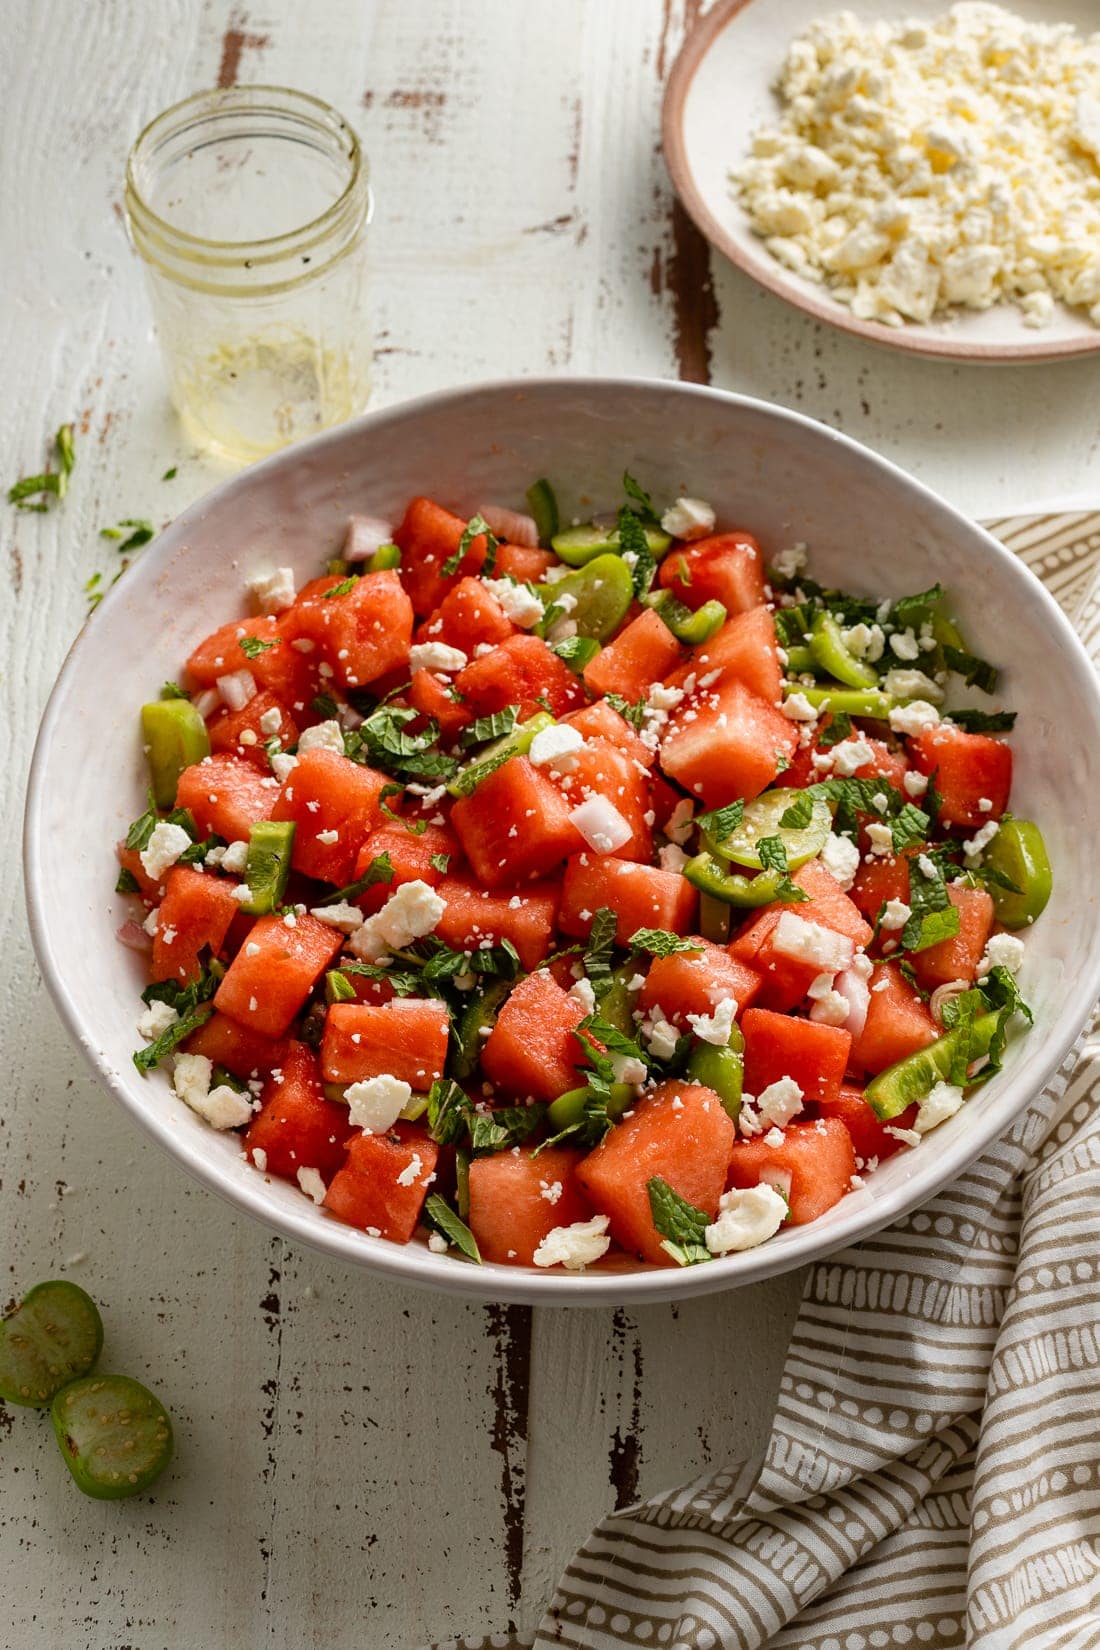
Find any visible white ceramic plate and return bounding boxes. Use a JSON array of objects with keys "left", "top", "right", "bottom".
[
  {"left": 23, "top": 378, "right": 1100, "bottom": 1303},
  {"left": 663, "top": 0, "right": 1100, "bottom": 362}
]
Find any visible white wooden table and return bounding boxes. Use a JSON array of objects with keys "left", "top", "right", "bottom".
[{"left": 3, "top": 3, "right": 1098, "bottom": 1645}]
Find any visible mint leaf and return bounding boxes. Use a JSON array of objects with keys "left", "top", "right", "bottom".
[
  {"left": 890, "top": 584, "right": 944, "bottom": 631},
  {"left": 240, "top": 634, "right": 276, "bottom": 659},
  {"left": 468, "top": 1106, "right": 545, "bottom": 1155},
  {"left": 604, "top": 692, "right": 646, "bottom": 730},
  {"left": 423, "top": 1194, "right": 481, "bottom": 1263},
  {"left": 427, "top": 1078, "right": 477, "bottom": 1147},
  {"left": 622, "top": 471, "right": 660, "bottom": 525},
  {"left": 115, "top": 866, "right": 141, "bottom": 894},
  {"left": 900, "top": 859, "right": 959, "bottom": 953},
  {"left": 696, "top": 799, "right": 744, "bottom": 842},
  {"left": 890, "top": 802, "right": 930, "bottom": 853},
  {"left": 429, "top": 852, "right": 451, "bottom": 874},
  {"left": 818, "top": 712, "right": 853, "bottom": 748},
  {"left": 459, "top": 707, "right": 518, "bottom": 749},
  {"left": 646, "top": 1176, "right": 711, "bottom": 1266},
  {"left": 133, "top": 1002, "right": 213, "bottom": 1073},
  {"left": 322, "top": 576, "right": 358, "bottom": 599},
  {"left": 319, "top": 850, "right": 394, "bottom": 905},
  {"left": 442, "top": 514, "right": 498, "bottom": 579},
  {"left": 617, "top": 505, "right": 655, "bottom": 597},
  {"left": 947, "top": 709, "right": 1015, "bottom": 733},
  {"left": 583, "top": 907, "right": 619, "bottom": 994},
  {"left": 778, "top": 793, "right": 814, "bottom": 830},
  {"left": 943, "top": 645, "right": 998, "bottom": 695},
  {"left": 757, "top": 836, "right": 808, "bottom": 904},
  {"left": 326, "top": 970, "right": 358, "bottom": 1003},
  {"left": 628, "top": 929, "right": 703, "bottom": 957}
]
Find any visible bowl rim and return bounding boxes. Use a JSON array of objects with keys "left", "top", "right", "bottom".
[
  {"left": 23, "top": 373, "right": 1100, "bottom": 1304},
  {"left": 661, "top": 0, "right": 1100, "bottom": 365}
]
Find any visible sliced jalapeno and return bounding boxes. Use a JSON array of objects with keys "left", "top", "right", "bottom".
[
  {"left": 983, "top": 819, "right": 1052, "bottom": 929},
  {"left": 546, "top": 1083, "right": 634, "bottom": 1133},
  {"left": 446, "top": 711, "right": 555, "bottom": 798},
  {"left": 686, "top": 1040, "right": 744, "bottom": 1120},
  {"left": 782, "top": 644, "right": 818, "bottom": 677},
  {"left": 684, "top": 852, "right": 788, "bottom": 908},
  {"left": 525, "top": 479, "right": 560, "bottom": 545},
  {"left": 809, "top": 610, "right": 879, "bottom": 689},
  {"left": 550, "top": 521, "right": 671, "bottom": 567},
  {"left": 864, "top": 1011, "right": 999, "bottom": 1120},
  {"left": 141, "top": 700, "right": 211, "bottom": 809},
  {"left": 787, "top": 686, "right": 897, "bottom": 719},
  {"left": 644, "top": 590, "right": 726, "bottom": 646},
  {"left": 367, "top": 543, "right": 401, "bottom": 572},
  {"left": 239, "top": 820, "right": 296, "bottom": 915}
]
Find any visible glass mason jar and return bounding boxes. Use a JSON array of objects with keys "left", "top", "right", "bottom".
[{"left": 125, "top": 86, "right": 373, "bottom": 464}]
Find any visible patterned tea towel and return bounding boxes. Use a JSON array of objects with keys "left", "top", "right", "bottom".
[{"left": 434, "top": 514, "right": 1100, "bottom": 1650}]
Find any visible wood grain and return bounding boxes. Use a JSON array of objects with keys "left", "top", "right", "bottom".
[{"left": 2, "top": 1, "right": 1099, "bottom": 1646}]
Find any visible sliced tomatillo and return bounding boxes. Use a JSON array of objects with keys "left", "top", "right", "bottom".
[
  {"left": 51, "top": 1374, "right": 173, "bottom": 1500},
  {"left": 0, "top": 1281, "right": 104, "bottom": 1407}
]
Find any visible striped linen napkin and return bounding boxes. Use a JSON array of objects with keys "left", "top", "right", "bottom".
[{"left": 435, "top": 513, "right": 1100, "bottom": 1650}]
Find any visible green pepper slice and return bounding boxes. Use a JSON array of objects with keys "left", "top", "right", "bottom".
[
  {"left": 367, "top": 542, "right": 401, "bottom": 572},
  {"left": 455, "top": 1149, "right": 472, "bottom": 1220},
  {"left": 684, "top": 852, "right": 788, "bottom": 908},
  {"left": 783, "top": 644, "right": 818, "bottom": 677},
  {"left": 809, "top": 610, "right": 879, "bottom": 689},
  {"left": 449, "top": 978, "right": 514, "bottom": 1081},
  {"left": 239, "top": 820, "right": 296, "bottom": 915},
  {"left": 864, "top": 1011, "right": 999, "bottom": 1119},
  {"left": 698, "top": 892, "right": 731, "bottom": 944},
  {"left": 705, "top": 787, "right": 831, "bottom": 872},
  {"left": 525, "top": 478, "right": 560, "bottom": 545},
  {"left": 983, "top": 819, "right": 1052, "bottom": 929},
  {"left": 686, "top": 1039, "right": 744, "bottom": 1121},
  {"left": 546, "top": 1083, "right": 634, "bottom": 1133},
  {"left": 597, "top": 962, "right": 644, "bottom": 1036},
  {"left": 550, "top": 521, "right": 671, "bottom": 567},
  {"left": 786, "top": 686, "right": 897, "bottom": 720},
  {"left": 539, "top": 553, "right": 633, "bottom": 643},
  {"left": 644, "top": 590, "right": 727, "bottom": 646},
  {"left": 141, "top": 699, "right": 211, "bottom": 809},
  {"left": 446, "top": 711, "right": 555, "bottom": 798}
]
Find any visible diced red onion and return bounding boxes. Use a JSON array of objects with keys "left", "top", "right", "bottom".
[
  {"left": 760, "top": 1167, "right": 793, "bottom": 1199},
  {"left": 344, "top": 515, "right": 395, "bottom": 561},
  {"left": 117, "top": 920, "right": 153, "bottom": 953},
  {"left": 930, "top": 979, "right": 970, "bottom": 1027},
  {"left": 477, "top": 505, "right": 540, "bottom": 548},
  {"left": 833, "top": 966, "right": 870, "bottom": 1040},
  {"left": 192, "top": 688, "right": 220, "bottom": 720},
  {"left": 216, "top": 669, "right": 257, "bottom": 712}
]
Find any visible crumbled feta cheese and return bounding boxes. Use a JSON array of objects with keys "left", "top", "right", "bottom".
[
  {"left": 142, "top": 905, "right": 161, "bottom": 937},
  {"left": 756, "top": 1076, "right": 805, "bottom": 1129},
  {"left": 172, "top": 1053, "right": 252, "bottom": 1129},
  {"left": 137, "top": 1000, "right": 179, "bottom": 1041},
  {"left": 978, "top": 932, "right": 1026, "bottom": 977},
  {"left": 865, "top": 821, "right": 895, "bottom": 857},
  {"left": 686, "top": 998, "right": 738, "bottom": 1046},
  {"left": 569, "top": 795, "right": 632, "bottom": 856},
  {"left": 216, "top": 669, "right": 258, "bottom": 713},
  {"left": 568, "top": 977, "right": 597, "bottom": 1015},
  {"left": 139, "top": 821, "right": 192, "bottom": 881},
  {"left": 889, "top": 628, "right": 921, "bottom": 661},
  {"left": 658, "top": 843, "right": 689, "bottom": 874},
  {"left": 964, "top": 820, "right": 1000, "bottom": 858},
  {"left": 220, "top": 839, "right": 250, "bottom": 875},
  {"left": 316, "top": 828, "right": 339, "bottom": 846},
  {"left": 427, "top": 1231, "right": 449, "bottom": 1254},
  {"left": 883, "top": 669, "right": 944, "bottom": 703},
  {"left": 903, "top": 770, "right": 929, "bottom": 798},
  {"left": 247, "top": 567, "right": 296, "bottom": 614},
  {"left": 772, "top": 543, "right": 808, "bottom": 580},
  {"left": 844, "top": 622, "right": 885, "bottom": 663},
  {"left": 396, "top": 1153, "right": 423, "bottom": 1188},
  {"left": 771, "top": 912, "right": 854, "bottom": 972},
  {"left": 297, "top": 719, "right": 345, "bottom": 756},
  {"left": 820, "top": 831, "right": 860, "bottom": 891},
  {"left": 665, "top": 799, "right": 695, "bottom": 845},
  {"left": 271, "top": 752, "right": 299, "bottom": 784},
  {"left": 914, "top": 1080, "right": 966, "bottom": 1135},
  {"left": 481, "top": 578, "right": 544, "bottom": 629},
  {"left": 830, "top": 736, "right": 874, "bottom": 777},
  {"left": 346, "top": 1074, "right": 412, "bottom": 1133},
  {"left": 349, "top": 880, "right": 446, "bottom": 960},
  {"left": 251, "top": 1147, "right": 268, "bottom": 1173},
  {"left": 409, "top": 641, "right": 468, "bottom": 674},
  {"left": 646, "top": 683, "right": 685, "bottom": 713},
  {"left": 660, "top": 497, "right": 716, "bottom": 540},
  {"left": 296, "top": 1166, "right": 327, "bottom": 1204},
  {"left": 880, "top": 899, "right": 911, "bottom": 931},
  {"left": 781, "top": 691, "right": 819, "bottom": 723},
  {"left": 641, "top": 1011, "right": 680, "bottom": 1062},
  {"left": 532, "top": 1215, "right": 612, "bottom": 1270},
  {"left": 529, "top": 723, "right": 584, "bottom": 772},
  {"left": 704, "top": 1184, "right": 787, "bottom": 1254},
  {"left": 539, "top": 1179, "right": 564, "bottom": 1206},
  {"left": 889, "top": 700, "right": 941, "bottom": 736},
  {"left": 610, "top": 1054, "right": 647, "bottom": 1086},
  {"left": 259, "top": 705, "right": 283, "bottom": 736},
  {"left": 310, "top": 901, "right": 364, "bottom": 933},
  {"left": 806, "top": 973, "right": 849, "bottom": 1027},
  {"left": 885, "top": 1124, "right": 922, "bottom": 1149}
]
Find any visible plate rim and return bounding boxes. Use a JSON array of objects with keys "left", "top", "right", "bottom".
[{"left": 662, "top": 0, "right": 1100, "bottom": 365}]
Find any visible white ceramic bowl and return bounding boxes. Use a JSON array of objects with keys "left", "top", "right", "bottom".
[{"left": 24, "top": 378, "right": 1100, "bottom": 1304}]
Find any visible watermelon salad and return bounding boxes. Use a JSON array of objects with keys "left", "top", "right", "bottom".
[{"left": 116, "top": 476, "right": 1051, "bottom": 1272}]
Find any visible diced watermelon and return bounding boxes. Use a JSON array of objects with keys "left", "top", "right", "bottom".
[
  {"left": 392, "top": 497, "right": 495, "bottom": 615},
  {"left": 455, "top": 633, "right": 584, "bottom": 721},
  {"left": 582, "top": 609, "right": 683, "bottom": 702},
  {"left": 215, "top": 912, "right": 342, "bottom": 1037},
  {"left": 850, "top": 962, "right": 937, "bottom": 1074},
  {"left": 184, "top": 1010, "right": 290, "bottom": 1077},
  {"left": 659, "top": 676, "right": 798, "bottom": 806},
  {"left": 450, "top": 756, "right": 582, "bottom": 888},
  {"left": 638, "top": 939, "right": 761, "bottom": 1024},
  {"left": 480, "top": 970, "right": 587, "bottom": 1103},
  {"left": 564, "top": 699, "right": 656, "bottom": 769},
  {"left": 741, "top": 1006, "right": 851, "bottom": 1107},
  {"left": 116, "top": 842, "right": 162, "bottom": 901},
  {"left": 323, "top": 1123, "right": 439, "bottom": 1241},
  {"left": 468, "top": 1145, "right": 592, "bottom": 1265},
  {"left": 657, "top": 532, "right": 766, "bottom": 614},
  {"left": 785, "top": 726, "right": 908, "bottom": 792},
  {"left": 208, "top": 690, "right": 299, "bottom": 772},
  {"left": 495, "top": 544, "right": 552, "bottom": 585},
  {"left": 909, "top": 725, "right": 1012, "bottom": 828},
  {"left": 731, "top": 859, "right": 873, "bottom": 1011},
  {"left": 416, "top": 575, "right": 516, "bottom": 654},
  {"left": 577, "top": 1081, "right": 736, "bottom": 1265},
  {"left": 281, "top": 569, "right": 413, "bottom": 692},
  {"left": 320, "top": 999, "right": 450, "bottom": 1090},
  {"left": 270, "top": 748, "right": 389, "bottom": 884},
  {"left": 186, "top": 616, "right": 281, "bottom": 688},
  {"left": 353, "top": 823, "right": 458, "bottom": 912},
  {"left": 726, "top": 1117, "right": 855, "bottom": 1224},
  {"left": 176, "top": 753, "right": 276, "bottom": 842},
  {"left": 676, "top": 606, "right": 782, "bottom": 704},
  {"left": 150, "top": 865, "right": 240, "bottom": 984},
  {"left": 433, "top": 875, "right": 560, "bottom": 970},
  {"left": 559, "top": 855, "right": 698, "bottom": 942},
  {"left": 850, "top": 849, "right": 913, "bottom": 926},
  {"left": 408, "top": 669, "right": 475, "bottom": 742},
  {"left": 550, "top": 738, "right": 653, "bottom": 864},
  {"left": 909, "top": 884, "right": 994, "bottom": 989},
  {"left": 816, "top": 1083, "right": 917, "bottom": 1163},
  {"left": 243, "top": 1041, "right": 350, "bottom": 1181}
]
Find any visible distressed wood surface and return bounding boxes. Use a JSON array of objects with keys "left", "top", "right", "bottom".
[{"left": 2, "top": 2, "right": 1098, "bottom": 1646}]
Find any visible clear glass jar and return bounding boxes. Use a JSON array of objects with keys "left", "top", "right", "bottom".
[{"left": 125, "top": 86, "right": 373, "bottom": 464}]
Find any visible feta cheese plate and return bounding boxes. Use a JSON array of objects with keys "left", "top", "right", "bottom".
[{"left": 662, "top": 0, "right": 1100, "bottom": 362}]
